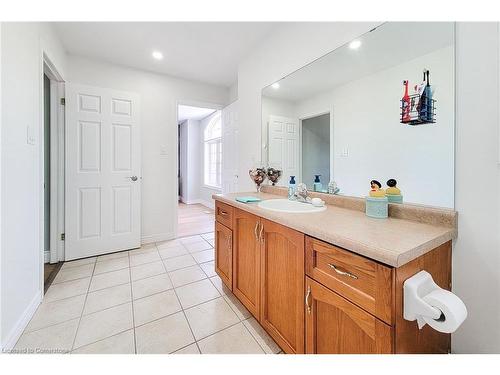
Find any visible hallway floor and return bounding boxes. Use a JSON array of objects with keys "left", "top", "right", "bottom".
[
  {"left": 177, "top": 203, "right": 215, "bottom": 238},
  {"left": 14, "top": 233, "right": 280, "bottom": 354}
]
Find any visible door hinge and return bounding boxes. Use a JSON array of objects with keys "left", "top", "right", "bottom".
[
  {"left": 60, "top": 233, "right": 65, "bottom": 241},
  {"left": 60, "top": 98, "right": 66, "bottom": 106}
]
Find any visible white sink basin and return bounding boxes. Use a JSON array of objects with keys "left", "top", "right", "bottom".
[{"left": 257, "top": 199, "right": 326, "bottom": 213}]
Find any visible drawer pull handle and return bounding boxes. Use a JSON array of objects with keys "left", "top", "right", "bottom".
[
  {"left": 328, "top": 263, "right": 358, "bottom": 280},
  {"left": 254, "top": 222, "right": 259, "bottom": 240},
  {"left": 259, "top": 222, "right": 264, "bottom": 242},
  {"left": 219, "top": 210, "right": 229, "bottom": 216},
  {"left": 305, "top": 285, "right": 312, "bottom": 314}
]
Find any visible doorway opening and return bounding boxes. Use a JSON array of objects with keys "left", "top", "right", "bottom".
[
  {"left": 177, "top": 104, "right": 222, "bottom": 237},
  {"left": 41, "top": 58, "right": 65, "bottom": 292},
  {"left": 300, "top": 112, "right": 331, "bottom": 191}
]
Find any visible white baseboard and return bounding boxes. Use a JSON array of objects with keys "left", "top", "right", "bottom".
[
  {"left": 44, "top": 251, "right": 50, "bottom": 263},
  {"left": 141, "top": 232, "right": 175, "bottom": 245},
  {"left": 1, "top": 292, "right": 42, "bottom": 351},
  {"left": 181, "top": 198, "right": 203, "bottom": 205}
]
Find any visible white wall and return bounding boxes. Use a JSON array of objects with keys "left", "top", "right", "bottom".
[
  {"left": 179, "top": 119, "right": 203, "bottom": 204},
  {"left": 1, "top": 22, "right": 67, "bottom": 349},
  {"left": 302, "top": 113, "right": 330, "bottom": 189},
  {"left": 452, "top": 22, "right": 500, "bottom": 354},
  {"left": 295, "top": 46, "right": 455, "bottom": 207},
  {"left": 237, "top": 22, "right": 381, "bottom": 191},
  {"left": 67, "top": 56, "right": 229, "bottom": 243}
]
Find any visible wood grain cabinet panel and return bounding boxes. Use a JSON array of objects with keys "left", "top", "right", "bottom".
[
  {"left": 215, "top": 222, "right": 232, "bottom": 290},
  {"left": 305, "top": 277, "right": 393, "bottom": 354},
  {"left": 260, "top": 218, "right": 305, "bottom": 354},
  {"left": 232, "top": 209, "right": 261, "bottom": 318}
]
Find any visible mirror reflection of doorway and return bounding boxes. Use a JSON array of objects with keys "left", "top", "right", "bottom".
[{"left": 301, "top": 113, "right": 330, "bottom": 191}]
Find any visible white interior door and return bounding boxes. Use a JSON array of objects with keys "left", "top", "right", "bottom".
[
  {"left": 268, "top": 115, "right": 299, "bottom": 185},
  {"left": 65, "top": 84, "right": 141, "bottom": 260},
  {"left": 222, "top": 100, "right": 239, "bottom": 193}
]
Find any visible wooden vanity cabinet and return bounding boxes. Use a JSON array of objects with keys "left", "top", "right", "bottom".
[
  {"left": 305, "top": 277, "right": 393, "bottom": 354},
  {"left": 232, "top": 209, "right": 261, "bottom": 319},
  {"left": 260, "top": 218, "right": 305, "bottom": 354},
  {"left": 215, "top": 222, "right": 233, "bottom": 290}
]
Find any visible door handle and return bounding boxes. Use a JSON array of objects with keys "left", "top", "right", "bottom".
[
  {"left": 254, "top": 222, "right": 259, "bottom": 240},
  {"left": 128, "top": 176, "right": 138, "bottom": 182},
  {"left": 305, "top": 285, "right": 312, "bottom": 314},
  {"left": 259, "top": 223, "right": 264, "bottom": 242}
]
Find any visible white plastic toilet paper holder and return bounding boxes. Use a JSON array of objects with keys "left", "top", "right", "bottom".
[{"left": 403, "top": 270, "right": 443, "bottom": 325}]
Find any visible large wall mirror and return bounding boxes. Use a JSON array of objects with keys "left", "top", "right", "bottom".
[{"left": 261, "top": 22, "right": 455, "bottom": 208}]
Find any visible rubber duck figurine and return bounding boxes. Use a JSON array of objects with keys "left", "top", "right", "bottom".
[
  {"left": 386, "top": 179, "right": 401, "bottom": 195},
  {"left": 369, "top": 180, "right": 386, "bottom": 198}
]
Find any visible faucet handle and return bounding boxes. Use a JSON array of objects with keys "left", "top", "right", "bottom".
[{"left": 296, "top": 183, "right": 308, "bottom": 196}]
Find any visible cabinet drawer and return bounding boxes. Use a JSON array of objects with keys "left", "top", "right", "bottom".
[
  {"left": 305, "top": 236, "right": 394, "bottom": 324},
  {"left": 215, "top": 201, "right": 233, "bottom": 229}
]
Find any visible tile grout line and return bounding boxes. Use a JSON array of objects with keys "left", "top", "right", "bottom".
[
  {"left": 70, "top": 259, "right": 97, "bottom": 352},
  {"left": 128, "top": 249, "right": 138, "bottom": 354},
  {"left": 159, "top": 255, "right": 201, "bottom": 354}
]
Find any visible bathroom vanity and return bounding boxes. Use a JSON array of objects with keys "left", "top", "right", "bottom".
[{"left": 212, "top": 188, "right": 457, "bottom": 354}]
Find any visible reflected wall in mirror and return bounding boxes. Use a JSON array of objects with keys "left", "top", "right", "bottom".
[{"left": 261, "top": 22, "right": 455, "bottom": 208}]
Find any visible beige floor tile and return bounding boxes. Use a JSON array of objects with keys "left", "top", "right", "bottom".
[
  {"left": 168, "top": 265, "right": 206, "bottom": 287},
  {"left": 128, "top": 244, "right": 157, "bottom": 256},
  {"left": 200, "top": 261, "right": 217, "bottom": 278},
  {"left": 223, "top": 292, "right": 252, "bottom": 320},
  {"left": 15, "top": 318, "right": 79, "bottom": 353},
  {"left": 209, "top": 276, "right": 230, "bottom": 296},
  {"left": 132, "top": 273, "right": 173, "bottom": 300},
  {"left": 242, "top": 317, "right": 281, "bottom": 354},
  {"left": 180, "top": 235, "right": 204, "bottom": 244},
  {"left": 130, "top": 261, "right": 165, "bottom": 281},
  {"left": 163, "top": 254, "right": 196, "bottom": 272},
  {"left": 93, "top": 256, "right": 129, "bottom": 275},
  {"left": 89, "top": 268, "right": 130, "bottom": 292},
  {"left": 96, "top": 251, "right": 128, "bottom": 263},
  {"left": 158, "top": 245, "right": 188, "bottom": 259},
  {"left": 53, "top": 263, "right": 94, "bottom": 284},
  {"left": 156, "top": 239, "right": 183, "bottom": 250},
  {"left": 175, "top": 279, "right": 221, "bottom": 309},
  {"left": 201, "top": 232, "right": 215, "bottom": 241},
  {"left": 207, "top": 239, "right": 215, "bottom": 247},
  {"left": 135, "top": 312, "right": 194, "bottom": 354},
  {"left": 129, "top": 250, "right": 161, "bottom": 267},
  {"left": 83, "top": 283, "right": 131, "bottom": 315},
  {"left": 43, "top": 277, "right": 90, "bottom": 303},
  {"left": 26, "top": 295, "right": 86, "bottom": 332},
  {"left": 74, "top": 302, "right": 133, "bottom": 349},
  {"left": 191, "top": 249, "right": 215, "bottom": 264},
  {"left": 72, "top": 329, "right": 135, "bottom": 354},
  {"left": 184, "top": 240, "right": 212, "bottom": 253},
  {"left": 197, "top": 323, "right": 264, "bottom": 354},
  {"left": 61, "top": 257, "right": 96, "bottom": 270},
  {"left": 184, "top": 297, "right": 239, "bottom": 340},
  {"left": 133, "top": 289, "right": 181, "bottom": 326},
  {"left": 172, "top": 343, "right": 200, "bottom": 354}
]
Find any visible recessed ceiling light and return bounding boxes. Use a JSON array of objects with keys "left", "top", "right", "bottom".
[
  {"left": 349, "top": 40, "right": 362, "bottom": 50},
  {"left": 271, "top": 82, "right": 280, "bottom": 89},
  {"left": 152, "top": 50, "right": 163, "bottom": 60}
]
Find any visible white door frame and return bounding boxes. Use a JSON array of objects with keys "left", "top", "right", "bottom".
[
  {"left": 174, "top": 99, "right": 224, "bottom": 239},
  {"left": 297, "top": 106, "right": 334, "bottom": 184},
  {"left": 39, "top": 51, "right": 65, "bottom": 295}
]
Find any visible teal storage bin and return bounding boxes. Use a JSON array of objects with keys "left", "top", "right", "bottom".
[
  {"left": 386, "top": 194, "right": 403, "bottom": 204},
  {"left": 366, "top": 196, "right": 388, "bottom": 219}
]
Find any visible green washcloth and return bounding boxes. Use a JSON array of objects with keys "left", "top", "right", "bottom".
[{"left": 235, "top": 196, "right": 261, "bottom": 203}]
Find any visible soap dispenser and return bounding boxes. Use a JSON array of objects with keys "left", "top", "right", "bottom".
[
  {"left": 288, "top": 176, "right": 296, "bottom": 199},
  {"left": 313, "top": 175, "right": 322, "bottom": 192}
]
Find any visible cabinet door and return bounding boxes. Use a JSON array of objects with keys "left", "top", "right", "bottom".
[
  {"left": 232, "top": 209, "right": 261, "bottom": 318},
  {"left": 305, "top": 277, "right": 393, "bottom": 354},
  {"left": 260, "top": 219, "right": 305, "bottom": 354},
  {"left": 215, "top": 222, "right": 232, "bottom": 290}
]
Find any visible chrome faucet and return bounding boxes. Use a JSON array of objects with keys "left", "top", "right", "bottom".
[{"left": 293, "top": 183, "right": 311, "bottom": 203}]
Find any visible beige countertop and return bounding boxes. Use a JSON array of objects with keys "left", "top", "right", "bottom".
[{"left": 213, "top": 192, "right": 457, "bottom": 267}]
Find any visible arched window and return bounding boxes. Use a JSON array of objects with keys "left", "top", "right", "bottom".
[{"left": 204, "top": 113, "right": 222, "bottom": 188}]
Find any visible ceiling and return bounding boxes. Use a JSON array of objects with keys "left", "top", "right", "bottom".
[
  {"left": 263, "top": 22, "right": 454, "bottom": 102},
  {"left": 54, "top": 22, "right": 279, "bottom": 87},
  {"left": 178, "top": 105, "right": 216, "bottom": 122}
]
